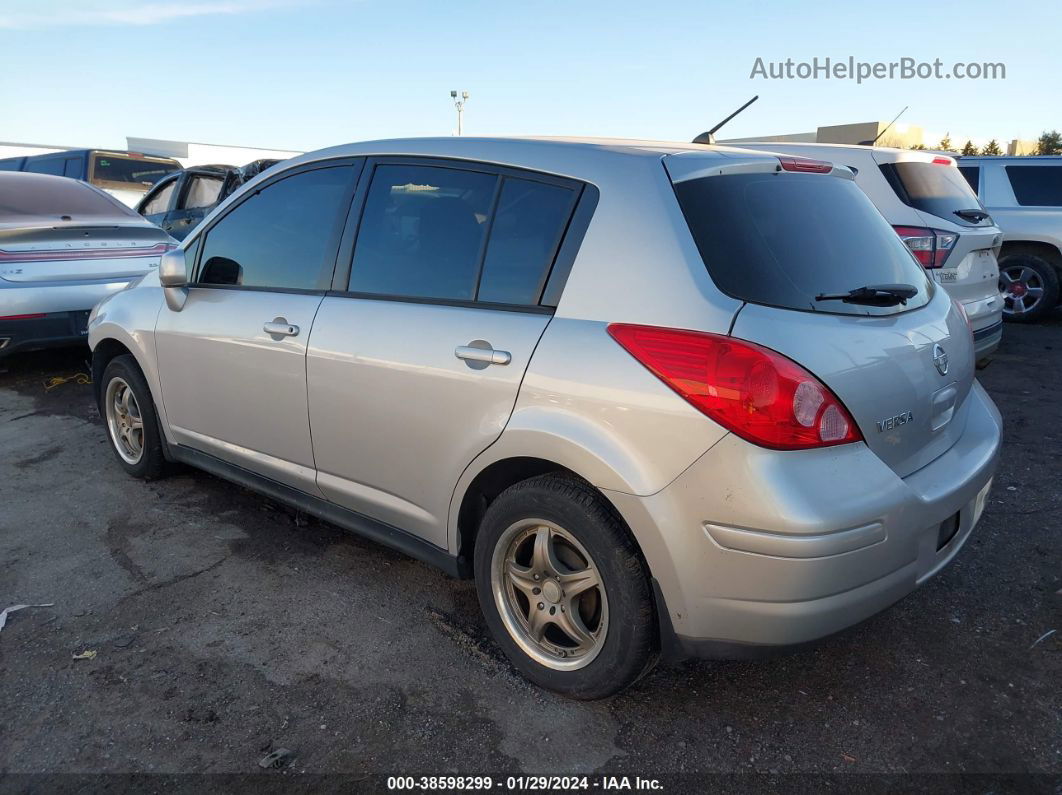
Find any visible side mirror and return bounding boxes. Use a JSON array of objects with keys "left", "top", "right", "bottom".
[
  {"left": 159, "top": 248, "right": 189, "bottom": 312},
  {"left": 159, "top": 248, "right": 188, "bottom": 287}
]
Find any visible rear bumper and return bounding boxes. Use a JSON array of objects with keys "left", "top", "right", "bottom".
[
  {"left": 973, "top": 318, "right": 1003, "bottom": 359},
  {"left": 0, "top": 310, "right": 92, "bottom": 358},
  {"left": 606, "top": 381, "right": 1001, "bottom": 657},
  {"left": 0, "top": 280, "right": 135, "bottom": 358}
]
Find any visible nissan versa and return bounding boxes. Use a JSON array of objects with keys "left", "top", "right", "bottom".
[{"left": 88, "top": 138, "right": 1001, "bottom": 699}]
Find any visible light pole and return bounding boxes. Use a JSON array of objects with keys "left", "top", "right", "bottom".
[{"left": 451, "top": 90, "right": 469, "bottom": 135}]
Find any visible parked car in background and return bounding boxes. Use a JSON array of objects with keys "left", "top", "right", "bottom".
[
  {"left": 0, "top": 172, "right": 172, "bottom": 358},
  {"left": 957, "top": 156, "right": 1062, "bottom": 322},
  {"left": 89, "top": 137, "right": 999, "bottom": 698},
  {"left": 733, "top": 143, "right": 1004, "bottom": 363},
  {"left": 0, "top": 150, "right": 182, "bottom": 208},
  {"left": 136, "top": 159, "right": 282, "bottom": 241}
]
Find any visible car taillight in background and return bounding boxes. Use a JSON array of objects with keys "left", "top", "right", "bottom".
[
  {"left": 0, "top": 242, "right": 173, "bottom": 263},
  {"left": 607, "top": 324, "right": 863, "bottom": 451},
  {"left": 893, "top": 226, "right": 958, "bottom": 269}
]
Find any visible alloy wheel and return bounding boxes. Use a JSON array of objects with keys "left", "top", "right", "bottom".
[
  {"left": 105, "top": 377, "right": 144, "bottom": 465},
  {"left": 1000, "top": 264, "right": 1045, "bottom": 317},
  {"left": 490, "top": 519, "right": 609, "bottom": 671}
]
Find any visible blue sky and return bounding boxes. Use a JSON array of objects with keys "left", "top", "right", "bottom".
[{"left": 1, "top": 0, "right": 1058, "bottom": 152}]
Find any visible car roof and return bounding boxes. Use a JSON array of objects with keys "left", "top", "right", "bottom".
[
  {"left": 725, "top": 140, "right": 945, "bottom": 165},
  {"left": 276, "top": 136, "right": 780, "bottom": 184},
  {"left": 959, "top": 155, "right": 1062, "bottom": 163}
]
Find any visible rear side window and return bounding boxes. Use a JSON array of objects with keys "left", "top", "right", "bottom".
[
  {"left": 958, "top": 166, "right": 980, "bottom": 193},
  {"left": 673, "top": 172, "right": 932, "bottom": 316},
  {"left": 880, "top": 161, "right": 989, "bottom": 226},
  {"left": 197, "top": 166, "right": 352, "bottom": 291},
  {"left": 478, "top": 178, "right": 575, "bottom": 304},
  {"left": 25, "top": 157, "right": 65, "bottom": 176},
  {"left": 349, "top": 164, "right": 498, "bottom": 301},
  {"left": 1006, "top": 166, "right": 1062, "bottom": 206},
  {"left": 182, "top": 175, "right": 224, "bottom": 209}
]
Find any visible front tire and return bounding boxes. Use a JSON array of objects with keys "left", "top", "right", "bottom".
[
  {"left": 473, "top": 475, "right": 656, "bottom": 699},
  {"left": 101, "top": 355, "right": 166, "bottom": 480}
]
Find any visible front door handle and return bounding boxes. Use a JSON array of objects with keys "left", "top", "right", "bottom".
[
  {"left": 455, "top": 344, "right": 511, "bottom": 366},
  {"left": 263, "top": 318, "right": 299, "bottom": 338}
]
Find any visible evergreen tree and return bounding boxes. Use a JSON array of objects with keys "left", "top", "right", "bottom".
[
  {"left": 1037, "top": 130, "right": 1062, "bottom": 155},
  {"left": 982, "top": 139, "right": 1003, "bottom": 156},
  {"left": 938, "top": 134, "right": 954, "bottom": 152},
  {"left": 961, "top": 140, "right": 978, "bottom": 156}
]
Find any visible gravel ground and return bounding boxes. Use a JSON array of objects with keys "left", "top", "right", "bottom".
[{"left": 0, "top": 319, "right": 1059, "bottom": 788}]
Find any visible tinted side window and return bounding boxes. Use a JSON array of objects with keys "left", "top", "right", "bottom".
[
  {"left": 349, "top": 164, "right": 497, "bottom": 300},
  {"left": 958, "top": 166, "right": 979, "bottom": 193},
  {"left": 477, "top": 178, "right": 574, "bottom": 305},
  {"left": 63, "top": 157, "right": 83, "bottom": 177},
  {"left": 1006, "top": 166, "right": 1062, "bottom": 206},
  {"left": 26, "top": 157, "right": 65, "bottom": 176},
  {"left": 197, "top": 166, "right": 351, "bottom": 291}
]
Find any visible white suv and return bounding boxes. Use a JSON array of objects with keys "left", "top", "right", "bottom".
[
  {"left": 734, "top": 143, "right": 1003, "bottom": 363},
  {"left": 958, "top": 156, "right": 1062, "bottom": 322}
]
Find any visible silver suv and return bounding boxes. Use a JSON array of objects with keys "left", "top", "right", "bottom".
[
  {"left": 89, "top": 138, "right": 1001, "bottom": 699},
  {"left": 958, "top": 156, "right": 1062, "bottom": 322}
]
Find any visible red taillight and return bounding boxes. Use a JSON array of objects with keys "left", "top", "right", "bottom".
[
  {"left": 932, "top": 156, "right": 954, "bottom": 165},
  {"left": 893, "top": 225, "right": 957, "bottom": 269},
  {"left": 607, "top": 324, "right": 863, "bottom": 451},
  {"left": 777, "top": 156, "right": 833, "bottom": 174},
  {"left": 0, "top": 313, "right": 46, "bottom": 321},
  {"left": 0, "top": 242, "right": 172, "bottom": 263}
]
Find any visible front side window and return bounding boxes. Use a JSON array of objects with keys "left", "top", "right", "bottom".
[
  {"left": 197, "top": 166, "right": 352, "bottom": 290},
  {"left": 1006, "top": 166, "right": 1062, "bottom": 207},
  {"left": 142, "top": 180, "right": 176, "bottom": 215},
  {"left": 477, "top": 178, "right": 574, "bottom": 305},
  {"left": 182, "top": 175, "right": 224, "bottom": 210},
  {"left": 63, "top": 157, "right": 83, "bottom": 177},
  {"left": 349, "top": 164, "right": 498, "bottom": 301}
]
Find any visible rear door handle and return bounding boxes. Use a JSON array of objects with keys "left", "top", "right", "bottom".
[
  {"left": 263, "top": 318, "right": 299, "bottom": 337},
  {"left": 455, "top": 344, "right": 511, "bottom": 366}
]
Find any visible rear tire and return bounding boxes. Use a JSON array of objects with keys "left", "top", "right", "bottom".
[
  {"left": 473, "top": 474, "right": 656, "bottom": 699},
  {"left": 998, "top": 252, "right": 1059, "bottom": 323},
  {"left": 100, "top": 355, "right": 166, "bottom": 480}
]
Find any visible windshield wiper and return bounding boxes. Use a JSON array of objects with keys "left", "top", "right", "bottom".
[
  {"left": 954, "top": 208, "right": 989, "bottom": 223},
  {"left": 815, "top": 283, "right": 918, "bottom": 307}
]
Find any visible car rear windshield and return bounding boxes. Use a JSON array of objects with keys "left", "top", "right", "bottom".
[
  {"left": 91, "top": 154, "right": 180, "bottom": 188},
  {"left": 0, "top": 175, "right": 139, "bottom": 219},
  {"left": 672, "top": 171, "right": 932, "bottom": 316},
  {"left": 880, "top": 161, "right": 990, "bottom": 226}
]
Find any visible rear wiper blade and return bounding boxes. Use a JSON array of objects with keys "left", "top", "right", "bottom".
[
  {"left": 815, "top": 283, "right": 918, "bottom": 307},
  {"left": 954, "top": 208, "right": 989, "bottom": 222}
]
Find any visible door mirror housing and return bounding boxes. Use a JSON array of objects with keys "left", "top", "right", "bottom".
[
  {"left": 159, "top": 248, "right": 188, "bottom": 287},
  {"left": 159, "top": 247, "right": 189, "bottom": 311}
]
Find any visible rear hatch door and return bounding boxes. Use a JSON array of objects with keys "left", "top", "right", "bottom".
[
  {"left": 666, "top": 151, "right": 975, "bottom": 477},
  {"left": 877, "top": 153, "right": 1002, "bottom": 318}
]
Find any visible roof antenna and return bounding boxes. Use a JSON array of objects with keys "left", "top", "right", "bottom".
[
  {"left": 871, "top": 106, "right": 908, "bottom": 145},
  {"left": 692, "top": 95, "right": 759, "bottom": 145}
]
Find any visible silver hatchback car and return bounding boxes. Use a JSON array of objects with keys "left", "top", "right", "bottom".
[{"left": 89, "top": 138, "right": 1001, "bottom": 699}]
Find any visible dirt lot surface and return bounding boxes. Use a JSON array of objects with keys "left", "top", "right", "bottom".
[{"left": 0, "top": 320, "right": 1059, "bottom": 789}]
